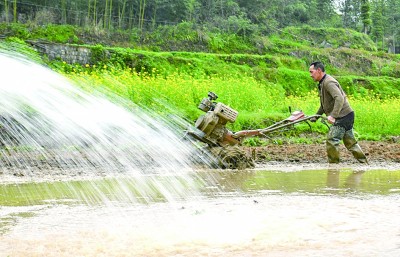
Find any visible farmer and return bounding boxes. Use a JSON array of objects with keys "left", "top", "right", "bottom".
[{"left": 309, "top": 61, "right": 368, "bottom": 164}]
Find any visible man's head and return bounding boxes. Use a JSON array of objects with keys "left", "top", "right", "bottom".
[{"left": 309, "top": 61, "right": 325, "bottom": 82}]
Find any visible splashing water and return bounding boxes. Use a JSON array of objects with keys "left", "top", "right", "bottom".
[{"left": 0, "top": 49, "right": 208, "bottom": 202}]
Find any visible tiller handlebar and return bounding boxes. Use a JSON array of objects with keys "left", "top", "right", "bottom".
[{"left": 188, "top": 92, "right": 327, "bottom": 147}]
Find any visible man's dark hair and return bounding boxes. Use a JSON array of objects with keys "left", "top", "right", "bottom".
[{"left": 310, "top": 61, "right": 325, "bottom": 72}]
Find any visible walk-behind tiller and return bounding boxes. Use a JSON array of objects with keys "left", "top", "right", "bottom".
[{"left": 187, "top": 92, "right": 326, "bottom": 169}]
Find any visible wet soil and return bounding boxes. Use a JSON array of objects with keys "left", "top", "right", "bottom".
[{"left": 250, "top": 140, "right": 400, "bottom": 171}]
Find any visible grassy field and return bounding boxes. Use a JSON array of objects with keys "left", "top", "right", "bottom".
[{"left": 62, "top": 65, "right": 400, "bottom": 142}]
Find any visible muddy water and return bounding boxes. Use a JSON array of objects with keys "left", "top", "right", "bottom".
[{"left": 0, "top": 168, "right": 399, "bottom": 257}]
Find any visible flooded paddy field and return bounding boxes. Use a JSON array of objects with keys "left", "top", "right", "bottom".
[{"left": 1, "top": 167, "right": 399, "bottom": 257}]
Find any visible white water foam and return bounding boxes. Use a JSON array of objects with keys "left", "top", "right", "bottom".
[{"left": 0, "top": 49, "right": 209, "bottom": 202}]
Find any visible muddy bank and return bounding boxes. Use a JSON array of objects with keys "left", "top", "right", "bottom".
[
  {"left": 251, "top": 140, "right": 400, "bottom": 171},
  {"left": 252, "top": 141, "right": 400, "bottom": 163}
]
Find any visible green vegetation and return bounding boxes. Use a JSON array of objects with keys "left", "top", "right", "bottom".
[
  {"left": 1, "top": 0, "right": 399, "bottom": 53},
  {"left": 58, "top": 61, "right": 400, "bottom": 142},
  {"left": 1, "top": 21, "right": 399, "bottom": 144}
]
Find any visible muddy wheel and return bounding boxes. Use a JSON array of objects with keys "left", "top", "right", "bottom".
[{"left": 211, "top": 146, "right": 255, "bottom": 170}]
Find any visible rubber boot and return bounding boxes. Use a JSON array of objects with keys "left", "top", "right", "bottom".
[
  {"left": 343, "top": 130, "right": 368, "bottom": 164},
  {"left": 326, "top": 125, "right": 345, "bottom": 163}
]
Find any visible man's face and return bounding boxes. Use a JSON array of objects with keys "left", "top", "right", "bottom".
[{"left": 309, "top": 65, "right": 322, "bottom": 82}]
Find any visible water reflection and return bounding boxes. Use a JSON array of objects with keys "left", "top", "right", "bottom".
[
  {"left": 326, "top": 169, "right": 365, "bottom": 192},
  {"left": 200, "top": 168, "right": 400, "bottom": 196}
]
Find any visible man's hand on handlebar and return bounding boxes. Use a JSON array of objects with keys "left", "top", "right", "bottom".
[{"left": 327, "top": 115, "right": 336, "bottom": 124}]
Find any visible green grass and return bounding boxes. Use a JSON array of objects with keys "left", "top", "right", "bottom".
[
  {"left": 44, "top": 44, "right": 400, "bottom": 101},
  {"left": 60, "top": 65, "right": 400, "bottom": 141}
]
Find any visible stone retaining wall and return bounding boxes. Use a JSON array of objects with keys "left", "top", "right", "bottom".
[{"left": 29, "top": 42, "right": 93, "bottom": 64}]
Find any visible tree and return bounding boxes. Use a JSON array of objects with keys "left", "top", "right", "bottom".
[
  {"left": 199, "top": 0, "right": 216, "bottom": 22},
  {"left": 385, "top": 0, "right": 400, "bottom": 53},
  {"left": 13, "top": 0, "right": 17, "bottom": 22},
  {"left": 138, "top": 0, "right": 146, "bottom": 33},
  {"left": 1, "top": 0, "right": 398, "bottom": 52},
  {"left": 183, "top": 0, "right": 201, "bottom": 23},
  {"left": 370, "top": 0, "right": 385, "bottom": 47},
  {"left": 339, "top": 0, "right": 361, "bottom": 29},
  {"left": 117, "top": 0, "right": 127, "bottom": 29},
  {"left": 104, "top": 0, "right": 109, "bottom": 28},
  {"left": 315, "top": 0, "right": 335, "bottom": 23},
  {"left": 108, "top": 0, "right": 113, "bottom": 29},
  {"left": 61, "top": 0, "right": 67, "bottom": 24},
  {"left": 4, "top": 0, "right": 9, "bottom": 22},
  {"left": 360, "top": 0, "right": 372, "bottom": 34},
  {"left": 149, "top": 0, "right": 191, "bottom": 24},
  {"left": 92, "top": 0, "right": 97, "bottom": 26}
]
